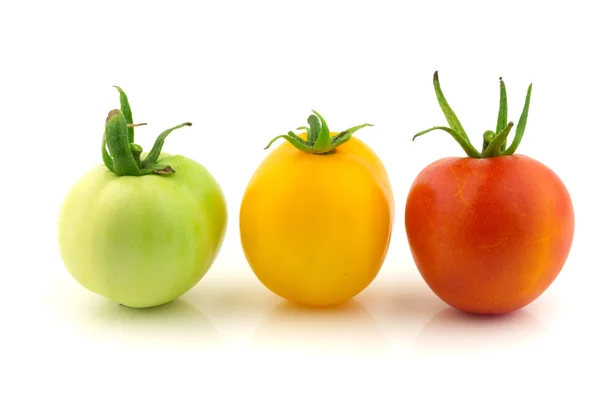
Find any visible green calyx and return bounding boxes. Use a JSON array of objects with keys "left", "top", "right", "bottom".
[
  {"left": 101, "top": 86, "right": 191, "bottom": 176},
  {"left": 413, "top": 71, "right": 533, "bottom": 158},
  {"left": 264, "top": 110, "right": 372, "bottom": 154}
]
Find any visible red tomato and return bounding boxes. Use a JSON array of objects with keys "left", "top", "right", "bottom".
[{"left": 406, "top": 72, "right": 575, "bottom": 314}]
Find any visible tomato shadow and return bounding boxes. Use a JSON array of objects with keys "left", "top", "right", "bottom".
[
  {"left": 79, "top": 297, "right": 222, "bottom": 350},
  {"left": 412, "top": 306, "right": 545, "bottom": 357},
  {"left": 360, "top": 272, "right": 448, "bottom": 321},
  {"left": 250, "top": 298, "right": 389, "bottom": 356},
  {"left": 182, "top": 275, "right": 279, "bottom": 319},
  {"left": 384, "top": 282, "right": 447, "bottom": 317}
]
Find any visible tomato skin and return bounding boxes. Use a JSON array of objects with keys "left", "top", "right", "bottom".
[
  {"left": 57, "top": 153, "right": 227, "bottom": 308},
  {"left": 405, "top": 154, "right": 574, "bottom": 314},
  {"left": 239, "top": 135, "right": 394, "bottom": 307}
]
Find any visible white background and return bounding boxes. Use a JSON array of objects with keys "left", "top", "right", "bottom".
[{"left": 1, "top": 0, "right": 598, "bottom": 398}]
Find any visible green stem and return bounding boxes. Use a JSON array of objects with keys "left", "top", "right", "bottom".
[
  {"left": 141, "top": 164, "right": 176, "bottom": 175},
  {"left": 496, "top": 78, "right": 508, "bottom": 152},
  {"left": 130, "top": 143, "right": 143, "bottom": 167},
  {"left": 114, "top": 86, "right": 135, "bottom": 143},
  {"left": 104, "top": 109, "right": 142, "bottom": 176},
  {"left": 312, "top": 110, "right": 331, "bottom": 152},
  {"left": 102, "top": 132, "right": 115, "bottom": 173},
  {"left": 503, "top": 84, "right": 532, "bottom": 155},
  {"left": 482, "top": 122, "right": 514, "bottom": 158},
  {"left": 128, "top": 123, "right": 147, "bottom": 129},
  {"left": 141, "top": 122, "right": 192, "bottom": 168},
  {"left": 264, "top": 133, "right": 313, "bottom": 152},
  {"left": 433, "top": 71, "right": 468, "bottom": 140},
  {"left": 481, "top": 130, "right": 496, "bottom": 153},
  {"left": 307, "top": 115, "right": 321, "bottom": 144},
  {"left": 332, "top": 123, "right": 373, "bottom": 146},
  {"left": 413, "top": 126, "right": 482, "bottom": 158},
  {"left": 296, "top": 126, "right": 310, "bottom": 140},
  {"left": 413, "top": 72, "right": 533, "bottom": 159},
  {"left": 265, "top": 111, "right": 372, "bottom": 155},
  {"left": 101, "top": 86, "right": 193, "bottom": 176}
]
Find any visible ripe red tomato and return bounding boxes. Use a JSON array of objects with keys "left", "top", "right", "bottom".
[{"left": 405, "top": 72, "right": 575, "bottom": 314}]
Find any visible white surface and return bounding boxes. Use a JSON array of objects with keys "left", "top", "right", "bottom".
[{"left": 1, "top": 1, "right": 598, "bottom": 398}]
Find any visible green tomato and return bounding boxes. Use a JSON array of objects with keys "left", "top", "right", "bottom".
[{"left": 57, "top": 87, "right": 227, "bottom": 308}]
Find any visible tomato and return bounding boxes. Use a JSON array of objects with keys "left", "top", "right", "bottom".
[
  {"left": 405, "top": 72, "right": 574, "bottom": 314},
  {"left": 239, "top": 111, "right": 394, "bottom": 307},
  {"left": 57, "top": 87, "right": 227, "bottom": 308}
]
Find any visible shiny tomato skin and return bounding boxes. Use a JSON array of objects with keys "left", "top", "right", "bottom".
[
  {"left": 405, "top": 154, "right": 574, "bottom": 314},
  {"left": 58, "top": 153, "right": 228, "bottom": 308},
  {"left": 240, "top": 134, "right": 394, "bottom": 307}
]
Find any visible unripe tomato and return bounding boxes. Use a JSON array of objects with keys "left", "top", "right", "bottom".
[{"left": 58, "top": 87, "right": 227, "bottom": 308}]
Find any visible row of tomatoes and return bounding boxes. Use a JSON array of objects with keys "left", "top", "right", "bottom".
[{"left": 57, "top": 72, "right": 574, "bottom": 315}]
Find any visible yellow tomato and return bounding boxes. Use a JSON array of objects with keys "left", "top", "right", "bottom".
[{"left": 239, "top": 111, "right": 394, "bottom": 307}]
